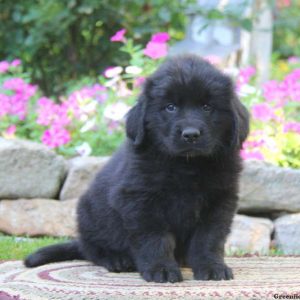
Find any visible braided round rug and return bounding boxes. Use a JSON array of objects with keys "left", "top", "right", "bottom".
[{"left": 0, "top": 257, "right": 300, "bottom": 300}]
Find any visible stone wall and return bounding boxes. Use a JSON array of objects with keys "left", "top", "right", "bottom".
[{"left": 0, "top": 138, "right": 300, "bottom": 254}]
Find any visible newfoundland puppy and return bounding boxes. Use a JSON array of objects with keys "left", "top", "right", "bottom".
[{"left": 25, "top": 55, "right": 249, "bottom": 283}]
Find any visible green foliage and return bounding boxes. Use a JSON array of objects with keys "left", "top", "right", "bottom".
[
  {"left": 273, "top": 0, "right": 300, "bottom": 58},
  {"left": 188, "top": 0, "right": 254, "bottom": 31},
  {"left": 0, "top": 234, "right": 69, "bottom": 260},
  {"left": 0, "top": 0, "right": 191, "bottom": 96}
]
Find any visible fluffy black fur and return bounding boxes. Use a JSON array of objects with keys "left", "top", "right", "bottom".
[{"left": 25, "top": 55, "right": 249, "bottom": 283}]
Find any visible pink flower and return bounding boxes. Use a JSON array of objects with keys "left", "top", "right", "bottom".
[
  {"left": 134, "top": 77, "right": 146, "bottom": 88},
  {"left": 0, "top": 94, "right": 10, "bottom": 117},
  {"left": 116, "top": 81, "right": 132, "bottom": 97},
  {"left": 110, "top": 29, "right": 126, "bottom": 42},
  {"left": 241, "top": 130, "right": 266, "bottom": 161},
  {"left": 2, "top": 125, "right": 17, "bottom": 139},
  {"left": 252, "top": 103, "right": 276, "bottom": 122},
  {"left": 10, "top": 59, "right": 21, "bottom": 67},
  {"left": 243, "top": 139, "right": 265, "bottom": 149},
  {"left": 37, "top": 97, "right": 70, "bottom": 127},
  {"left": 0, "top": 61, "right": 10, "bottom": 73},
  {"left": 240, "top": 149, "right": 264, "bottom": 160},
  {"left": 287, "top": 56, "right": 300, "bottom": 64},
  {"left": 263, "top": 80, "right": 284, "bottom": 103},
  {"left": 143, "top": 32, "right": 170, "bottom": 60},
  {"left": 41, "top": 125, "right": 71, "bottom": 148},
  {"left": 144, "top": 41, "right": 168, "bottom": 59},
  {"left": 68, "top": 84, "right": 107, "bottom": 110},
  {"left": 5, "top": 125, "right": 16, "bottom": 135},
  {"left": 284, "top": 122, "right": 300, "bottom": 134},
  {"left": 262, "top": 77, "right": 300, "bottom": 106},
  {"left": 240, "top": 66, "right": 256, "bottom": 79},
  {"left": 263, "top": 71, "right": 300, "bottom": 104},
  {"left": 3, "top": 78, "right": 24, "bottom": 90},
  {"left": 9, "top": 94, "right": 28, "bottom": 120},
  {"left": 1, "top": 78, "right": 37, "bottom": 119},
  {"left": 236, "top": 66, "right": 256, "bottom": 91},
  {"left": 285, "top": 68, "right": 300, "bottom": 82},
  {"left": 151, "top": 32, "right": 170, "bottom": 43},
  {"left": 66, "top": 84, "right": 107, "bottom": 120},
  {"left": 0, "top": 59, "right": 21, "bottom": 73},
  {"left": 3, "top": 78, "right": 37, "bottom": 97}
]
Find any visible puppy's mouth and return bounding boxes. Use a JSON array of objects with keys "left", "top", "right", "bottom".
[
  {"left": 160, "top": 134, "right": 216, "bottom": 157},
  {"left": 174, "top": 140, "right": 217, "bottom": 157},
  {"left": 178, "top": 148, "right": 212, "bottom": 157},
  {"left": 180, "top": 150, "right": 201, "bottom": 157}
]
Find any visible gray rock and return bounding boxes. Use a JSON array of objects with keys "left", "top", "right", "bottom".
[
  {"left": 239, "top": 160, "right": 300, "bottom": 213},
  {"left": 60, "top": 156, "right": 110, "bottom": 200},
  {"left": 226, "top": 214, "right": 274, "bottom": 254},
  {"left": 274, "top": 213, "right": 300, "bottom": 254},
  {"left": 0, "top": 139, "right": 66, "bottom": 199},
  {"left": 0, "top": 199, "right": 78, "bottom": 237}
]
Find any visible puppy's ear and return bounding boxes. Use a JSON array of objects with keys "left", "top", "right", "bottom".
[
  {"left": 126, "top": 95, "right": 147, "bottom": 146},
  {"left": 231, "top": 96, "right": 250, "bottom": 149}
]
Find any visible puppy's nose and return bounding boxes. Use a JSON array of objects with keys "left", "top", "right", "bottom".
[{"left": 182, "top": 127, "right": 201, "bottom": 143}]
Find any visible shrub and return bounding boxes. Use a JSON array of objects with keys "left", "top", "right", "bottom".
[
  {"left": 273, "top": 0, "right": 300, "bottom": 58},
  {"left": 0, "top": 0, "right": 191, "bottom": 96}
]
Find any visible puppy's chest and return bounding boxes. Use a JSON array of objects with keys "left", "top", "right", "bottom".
[{"left": 161, "top": 178, "right": 205, "bottom": 235}]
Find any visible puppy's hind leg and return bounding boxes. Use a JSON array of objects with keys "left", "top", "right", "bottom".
[{"left": 81, "top": 241, "right": 136, "bottom": 272}]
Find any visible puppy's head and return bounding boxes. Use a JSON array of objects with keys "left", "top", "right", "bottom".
[{"left": 126, "top": 55, "right": 249, "bottom": 157}]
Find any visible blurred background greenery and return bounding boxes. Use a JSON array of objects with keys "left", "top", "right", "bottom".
[
  {"left": 1, "top": 0, "right": 299, "bottom": 96},
  {"left": 0, "top": 0, "right": 191, "bottom": 96},
  {"left": 273, "top": 0, "right": 300, "bottom": 58}
]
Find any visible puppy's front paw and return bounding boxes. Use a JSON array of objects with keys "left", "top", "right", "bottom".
[
  {"left": 194, "top": 263, "right": 233, "bottom": 281},
  {"left": 100, "top": 254, "right": 136, "bottom": 273},
  {"left": 141, "top": 262, "right": 183, "bottom": 283}
]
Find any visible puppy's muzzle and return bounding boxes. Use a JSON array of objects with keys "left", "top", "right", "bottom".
[{"left": 181, "top": 127, "right": 202, "bottom": 143}]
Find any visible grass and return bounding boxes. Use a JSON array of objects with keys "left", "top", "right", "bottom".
[
  {"left": 226, "top": 248, "right": 286, "bottom": 257},
  {"left": 0, "top": 234, "right": 69, "bottom": 260},
  {"left": 0, "top": 233, "right": 290, "bottom": 261}
]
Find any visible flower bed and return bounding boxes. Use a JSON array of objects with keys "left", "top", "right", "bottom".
[{"left": 0, "top": 30, "right": 299, "bottom": 167}]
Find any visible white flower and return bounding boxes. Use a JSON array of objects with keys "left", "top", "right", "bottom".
[
  {"left": 104, "top": 66, "right": 123, "bottom": 78},
  {"left": 82, "top": 101, "right": 97, "bottom": 114},
  {"left": 75, "top": 142, "right": 92, "bottom": 156},
  {"left": 104, "top": 102, "right": 131, "bottom": 121},
  {"left": 80, "top": 118, "right": 97, "bottom": 133},
  {"left": 125, "top": 66, "right": 142, "bottom": 75},
  {"left": 239, "top": 84, "right": 257, "bottom": 96},
  {"left": 79, "top": 114, "right": 88, "bottom": 122}
]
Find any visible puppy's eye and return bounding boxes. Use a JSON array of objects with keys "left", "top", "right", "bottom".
[
  {"left": 202, "top": 104, "right": 212, "bottom": 112},
  {"left": 165, "top": 103, "right": 177, "bottom": 113}
]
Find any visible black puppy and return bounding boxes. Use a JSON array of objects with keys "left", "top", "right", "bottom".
[{"left": 25, "top": 55, "right": 249, "bottom": 283}]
